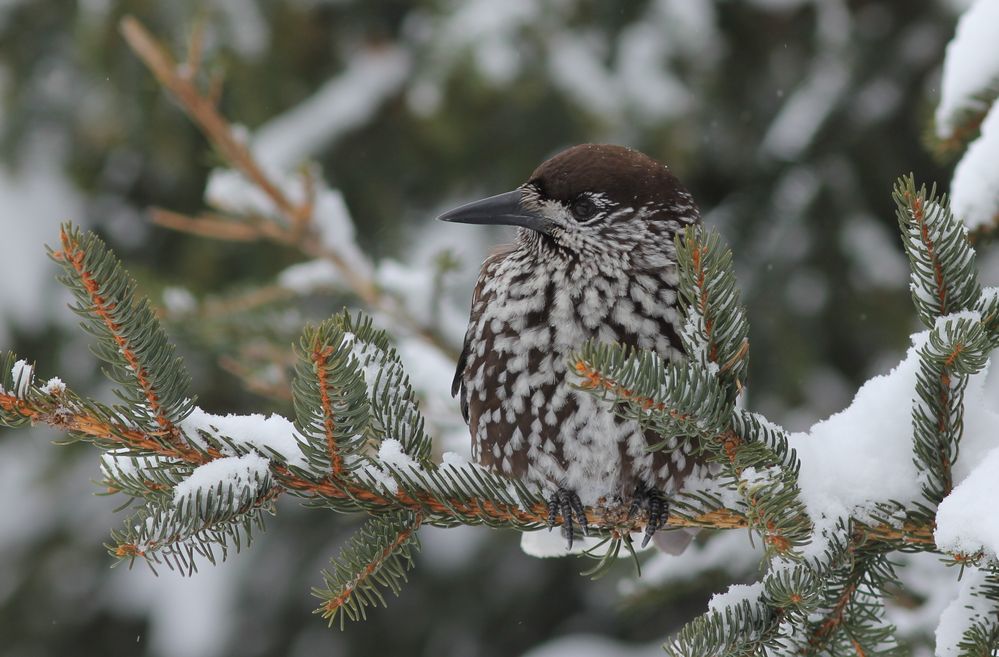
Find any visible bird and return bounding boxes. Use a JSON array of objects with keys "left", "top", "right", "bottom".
[{"left": 438, "top": 144, "right": 703, "bottom": 550}]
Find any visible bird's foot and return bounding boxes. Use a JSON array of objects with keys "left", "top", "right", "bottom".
[
  {"left": 628, "top": 485, "right": 670, "bottom": 548},
  {"left": 546, "top": 487, "right": 589, "bottom": 549}
]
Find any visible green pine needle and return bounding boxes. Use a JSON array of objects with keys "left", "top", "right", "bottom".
[
  {"left": 49, "top": 224, "right": 194, "bottom": 430},
  {"left": 314, "top": 511, "right": 421, "bottom": 630}
]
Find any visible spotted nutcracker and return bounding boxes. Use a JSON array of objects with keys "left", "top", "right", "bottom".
[{"left": 439, "top": 144, "right": 706, "bottom": 550}]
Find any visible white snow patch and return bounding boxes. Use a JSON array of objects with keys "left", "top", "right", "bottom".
[
  {"left": 789, "top": 333, "right": 949, "bottom": 556},
  {"left": 350, "top": 439, "right": 423, "bottom": 496},
  {"left": 840, "top": 215, "right": 910, "bottom": 290},
  {"left": 791, "top": 338, "right": 920, "bottom": 517},
  {"left": 935, "top": 0, "right": 999, "bottom": 138},
  {"left": 951, "top": 100, "right": 999, "bottom": 231},
  {"left": 790, "top": 324, "right": 999, "bottom": 559},
  {"left": 378, "top": 438, "right": 418, "bottom": 473},
  {"left": 621, "top": 530, "right": 763, "bottom": 597},
  {"left": 172, "top": 453, "right": 271, "bottom": 510},
  {"left": 433, "top": 0, "right": 540, "bottom": 85},
  {"left": 204, "top": 169, "right": 371, "bottom": 283},
  {"left": 887, "top": 552, "right": 961, "bottom": 639},
  {"left": 100, "top": 450, "right": 167, "bottom": 481},
  {"left": 520, "top": 529, "right": 653, "bottom": 558},
  {"left": 935, "top": 567, "right": 994, "bottom": 657},
  {"left": 396, "top": 335, "right": 462, "bottom": 429},
  {"left": 205, "top": 167, "right": 281, "bottom": 218},
  {"left": 253, "top": 48, "right": 409, "bottom": 171},
  {"left": 707, "top": 581, "right": 765, "bottom": 614},
  {"left": 213, "top": 0, "right": 269, "bottom": 58},
  {"left": 162, "top": 287, "right": 196, "bottom": 314},
  {"left": 376, "top": 259, "right": 438, "bottom": 325},
  {"left": 276, "top": 258, "right": 342, "bottom": 294},
  {"left": 310, "top": 186, "right": 373, "bottom": 281},
  {"left": 106, "top": 549, "right": 243, "bottom": 657},
  {"left": 353, "top": 460, "right": 399, "bottom": 495},
  {"left": 180, "top": 407, "right": 308, "bottom": 468},
  {"left": 41, "top": 377, "right": 65, "bottom": 395},
  {"left": 441, "top": 451, "right": 469, "bottom": 467},
  {"left": 548, "top": 33, "right": 621, "bottom": 121},
  {"left": 935, "top": 446, "right": 999, "bottom": 555},
  {"left": 616, "top": 21, "right": 692, "bottom": 122},
  {"left": 0, "top": 136, "right": 82, "bottom": 346},
  {"left": 762, "top": 59, "right": 849, "bottom": 160},
  {"left": 10, "top": 359, "right": 33, "bottom": 398}
]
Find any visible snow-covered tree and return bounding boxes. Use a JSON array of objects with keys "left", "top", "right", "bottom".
[{"left": 3, "top": 2, "right": 999, "bottom": 656}]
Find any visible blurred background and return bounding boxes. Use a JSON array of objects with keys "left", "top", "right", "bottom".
[{"left": 0, "top": 0, "right": 984, "bottom": 655}]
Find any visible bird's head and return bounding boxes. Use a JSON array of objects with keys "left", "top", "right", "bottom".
[{"left": 437, "top": 144, "right": 699, "bottom": 262}]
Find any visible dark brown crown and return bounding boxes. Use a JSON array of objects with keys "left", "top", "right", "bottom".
[{"left": 527, "top": 144, "right": 695, "bottom": 219}]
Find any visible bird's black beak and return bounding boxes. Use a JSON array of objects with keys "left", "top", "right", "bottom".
[{"left": 436, "top": 190, "right": 554, "bottom": 236}]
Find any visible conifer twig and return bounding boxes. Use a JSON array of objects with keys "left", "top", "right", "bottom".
[
  {"left": 0, "top": 386, "right": 937, "bottom": 547},
  {"left": 119, "top": 15, "right": 459, "bottom": 363}
]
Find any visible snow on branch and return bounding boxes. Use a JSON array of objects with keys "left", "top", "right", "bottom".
[
  {"left": 252, "top": 48, "right": 410, "bottom": 172},
  {"left": 119, "top": 15, "right": 456, "bottom": 365},
  {"left": 934, "top": 0, "right": 999, "bottom": 153},
  {"left": 6, "top": 178, "right": 999, "bottom": 645},
  {"left": 4, "top": 10, "right": 999, "bottom": 649},
  {"left": 951, "top": 101, "right": 999, "bottom": 235},
  {"left": 935, "top": 569, "right": 999, "bottom": 657},
  {"left": 934, "top": 0, "right": 999, "bottom": 238}
]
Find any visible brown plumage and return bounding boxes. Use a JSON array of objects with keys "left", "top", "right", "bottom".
[{"left": 439, "top": 144, "right": 704, "bottom": 548}]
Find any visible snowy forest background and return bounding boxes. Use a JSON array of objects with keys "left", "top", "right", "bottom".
[{"left": 0, "top": 1, "right": 995, "bottom": 656}]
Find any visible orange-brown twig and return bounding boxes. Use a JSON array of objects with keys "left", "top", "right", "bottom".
[
  {"left": 1, "top": 387, "right": 735, "bottom": 533},
  {"left": 320, "top": 513, "right": 422, "bottom": 620},
  {"left": 120, "top": 16, "right": 459, "bottom": 362},
  {"left": 51, "top": 228, "right": 181, "bottom": 440},
  {"left": 120, "top": 17, "right": 300, "bottom": 223},
  {"left": 312, "top": 341, "right": 343, "bottom": 475},
  {"left": 907, "top": 193, "right": 948, "bottom": 312},
  {"left": 1, "top": 385, "right": 938, "bottom": 549}
]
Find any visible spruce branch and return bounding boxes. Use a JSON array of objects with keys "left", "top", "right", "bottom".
[
  {"left": 893, "top": 175, "right": 981, "bottom": 327},
  {"left": 802, "top": 551, "right": 905, "bottom": 657},
  {"left": 675, "top": 226, "right": 750, "bottom": 399},
  {"left": 573, "top": 344, "right": 731, "bottom": 443},
  {"left": 110, "top": 455, "right": 277, "bottom": 573},
  {"left": 336, "top": 312, "right": 434, "bottom": 463},
  {"left": 314, "top": 511, "right": 422, "bottom": 629},
  {"left": 573, "top": 346, "right": 812, "bottom": 555},
  {"left": 119, "top": 16, "right": 305, "bottom": 231},
  {"left": 49, "top": 223, "right": 194, "bottom": 437},
  {"left": 0, "top": 191, "right": 974, "bottom": 643},
  {"left": 117, "top": 15, "right": 458, "bottom": 363},
  {"left": 1, "top": 372, "right": 740, "bottom": 532},
  {"left": 664, "top": 595, "right": 784, "bottom": 657},
  {"left": 927, "top": 82, "right": 999, "bottom": 162},
  {"left": 294, "top": 320, "right": 373, "bottom": 476},
  {"left": 911, "top": 315, "right": 992, "bottom": 507}
]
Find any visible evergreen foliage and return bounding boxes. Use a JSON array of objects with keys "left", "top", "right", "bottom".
[
  {"left": 50, "top": 224, "right": 195, "bottom": 433},
  {"left": 4, "top": 172, "right": 999, "bottom": 652},
  {"left": 893, "top": 177, "right": 980, "bottom": 326},
  {"left": 2, "top": 8, "right": 999, "bottom": 655},
  {"left": 314, "top": 510, "right": 421, "bottom": 630}
]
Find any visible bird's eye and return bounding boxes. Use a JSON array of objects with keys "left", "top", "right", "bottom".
[{"left": 571, "top": 196, "right": 597, "bottom": 221}]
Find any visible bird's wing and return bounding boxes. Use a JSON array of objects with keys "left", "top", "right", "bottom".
[{"left": 453, "top": 245, "right": 514, "bottom": 424}]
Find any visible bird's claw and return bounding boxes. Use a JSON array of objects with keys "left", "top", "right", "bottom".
[
  {"left": 629, "top": 485, "right": 670, "bottom": 548},
  {"left": 546, "top": 488, "right": 589, "bottom": 549}
]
